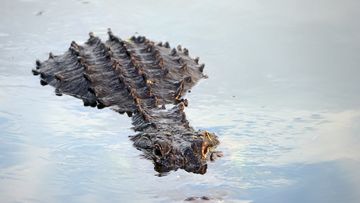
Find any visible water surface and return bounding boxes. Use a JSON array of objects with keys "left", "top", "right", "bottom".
[{"left": 1, "top": 0, "right": 360, "bottom": 202}]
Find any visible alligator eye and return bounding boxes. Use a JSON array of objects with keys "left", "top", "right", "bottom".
[
  {"left": 201, "top": 143, "right": 208, "bottom": 159},
  {"left": 154, "top": 144, "right": 162, "bottom": 157}
]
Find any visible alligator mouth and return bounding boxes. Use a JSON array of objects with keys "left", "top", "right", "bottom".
[{"left": 136, "top": 131, "right": 222, "bottom": 175}]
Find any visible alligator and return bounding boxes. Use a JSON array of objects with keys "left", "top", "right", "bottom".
[{"left": 32, "top": 29, "right": 222, "bottom": 174}]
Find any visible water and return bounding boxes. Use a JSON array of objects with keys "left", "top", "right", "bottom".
[{"left": 1, "top": 0, "right": 360, "bottom": 202}]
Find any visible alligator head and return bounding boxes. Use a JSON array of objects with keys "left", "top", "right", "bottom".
[
  {"left": 131, "top": 130, "right": 221, "bottom": 174},
  {"left": 32, "top": 29, "right": 222, "bottom": 175}
]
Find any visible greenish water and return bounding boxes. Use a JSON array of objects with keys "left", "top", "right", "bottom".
[{"left": 1, "top": 0, "right": 360, "bottom": 202}]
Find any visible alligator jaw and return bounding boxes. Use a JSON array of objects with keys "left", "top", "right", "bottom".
[{"left": 131, "top": 130, "right": 220, "bottom": 175}]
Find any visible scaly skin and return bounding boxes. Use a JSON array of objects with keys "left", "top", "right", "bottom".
[{"left": 32, "top": 29, "right": 222, "bottom": 174}]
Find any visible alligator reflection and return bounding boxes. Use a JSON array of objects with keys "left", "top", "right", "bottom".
[{"left": 32, "top": 30, "right": 222, "bottom": 175}]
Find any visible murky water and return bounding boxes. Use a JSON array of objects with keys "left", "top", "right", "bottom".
[{"left": 1, "top": 0, "right": 360, "bottom": 202}]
